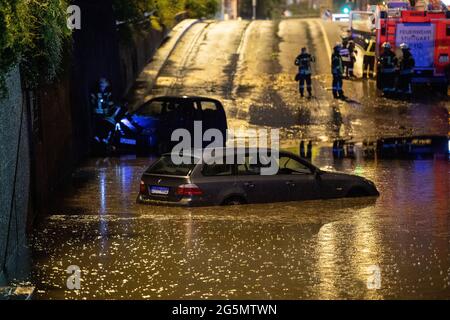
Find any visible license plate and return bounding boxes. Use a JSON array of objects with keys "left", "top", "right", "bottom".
[
  {"left": 150, "top": 186, "right": 170, "bottom": 195},
  {"left": 120, "top": 138, "right": 136, "bottom": 145}
]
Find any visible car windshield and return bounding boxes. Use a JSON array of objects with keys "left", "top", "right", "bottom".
[{"left": 146, "top": 155, "right": 199, "bottom": 176}]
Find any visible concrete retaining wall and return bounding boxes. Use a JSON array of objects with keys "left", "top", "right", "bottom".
[
  {"left": 0, "top": 67, "right": 31, "bottom": 285},
  {"left": 118, "top": 25, "right": 168, "bottom": 97},
  {"left": 30, "top": 76, "right": 74, "bottom": 216}
]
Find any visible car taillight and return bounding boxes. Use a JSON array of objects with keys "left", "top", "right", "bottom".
[
  {"left": 176, "top": 184, "right": 203, "bottom": 196},
  {"left": 140, "top": 180, "right": 147, "bottom": 195}
]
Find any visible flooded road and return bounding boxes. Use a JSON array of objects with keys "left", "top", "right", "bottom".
[
  {"left": 28, "top": 18, "right": 449, "bottom": 299},
  {"left": 30, "top": 149, "right": 449, "bottom": 299}
]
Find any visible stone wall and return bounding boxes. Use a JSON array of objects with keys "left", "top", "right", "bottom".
[
  {"left": 30, "top": 76, "right": 74, "bottom": 216},
  {"left": 0, "top": 67, "right": 31, "bottom": 285}
]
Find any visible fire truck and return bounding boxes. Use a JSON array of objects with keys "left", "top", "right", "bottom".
[{"left": 349, "top": 1, "right": 450, "bottom": 94}]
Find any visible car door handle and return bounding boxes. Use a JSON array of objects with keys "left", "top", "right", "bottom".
[
  {"left": 244, "top": 182, "right": 255, "bottom": 188},
  {"left": 285, "top": 181, "right": 296, "bottom": 187}
]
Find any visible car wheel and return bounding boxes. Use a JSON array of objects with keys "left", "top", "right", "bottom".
[
  {"left": 222, "top": 196, "right": 246, "bottom": 206},
  {"left": 346, "top": 186, "right": 370, "bottom": 198}
]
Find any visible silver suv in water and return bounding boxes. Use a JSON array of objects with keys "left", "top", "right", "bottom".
[{"left": 137, "top": 148, "right": 379, "bottom": 206}]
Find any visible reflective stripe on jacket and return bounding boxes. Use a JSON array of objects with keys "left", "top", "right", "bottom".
[{"left": 340, "top": 48, "right": 350, "bottom": 62}]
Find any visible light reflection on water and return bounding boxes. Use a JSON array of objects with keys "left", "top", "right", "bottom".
[{"left": 30, "top": 150, "right": 449, "bottom": 299}]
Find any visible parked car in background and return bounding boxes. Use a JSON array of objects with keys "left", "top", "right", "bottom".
[
  {"left": 113, "top": 96, "right": 228, "bottom": 153},
  {"left": 137, "top": 148, "right": 379, "bottom": 206}
]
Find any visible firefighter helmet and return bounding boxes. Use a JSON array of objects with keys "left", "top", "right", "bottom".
[
  {"left": 400, "top": 43, "right": 409, "bottom": 50},
  {"left": 382, "top": 42, "right": 392, "bottom": 49}
]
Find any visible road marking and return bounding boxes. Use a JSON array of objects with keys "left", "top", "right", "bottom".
[
  {"left": 166, "top": 22, "right": 210, "bottom": 94},
  {"left": 232, "top": 20, "right": 254, "bottom": 98},
  {"left": 237, "top": 20, "right": 253, "bottom": 55},
  {"left": 316, "top": 20, "right": 332, "bottom": 59}
]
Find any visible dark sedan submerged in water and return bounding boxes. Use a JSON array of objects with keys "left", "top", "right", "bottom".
[{"left": 137, "top": 148, "right": 379, "bottom": 206}]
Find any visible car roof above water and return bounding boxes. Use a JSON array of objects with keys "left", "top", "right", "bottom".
[
  {"left": 162, "top": 147, "right": 284, "bottom": 163},
  {"left": 150, "top": 96, "right": 222, "bottom": 103}
]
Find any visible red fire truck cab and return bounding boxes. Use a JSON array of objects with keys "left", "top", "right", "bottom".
[{"left": 377, "top": 9, "right": 450, "bottom": 92}]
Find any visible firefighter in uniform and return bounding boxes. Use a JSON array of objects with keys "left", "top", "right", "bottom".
[
  {"left": 377, "top": 42, "right": 398, "bottom": 93},
  {"left": 91, "top": 78, "right": 114, "bottom": 115},
  {"left": 339, "top": 39, "right": 351, "bottom": 79},
  {"left": 363, "top": 39, "right": 376, "bottom": 79},
  {"left": 331, "top": 44, "right": 345, "bottom": 99},
  {"left": 295, "top": 47, "right": 315, "bottom": 98},
  {"left": 347, "top": 40, "right": 357, "bottom": 78},
  {"left": 397, "top": 43, "right": 415, "bottom": 94}
]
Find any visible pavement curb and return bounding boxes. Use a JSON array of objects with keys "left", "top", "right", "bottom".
[{"left": 127, "top": 19, "right": 200, "bottom": 110}]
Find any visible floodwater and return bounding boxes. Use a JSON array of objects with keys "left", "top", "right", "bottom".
[
  {"left": 28, "top": 147, "right": 449, "bottom": 299},
  {"left": 24, "top": 18, "right": 450, "bottom": 299}
]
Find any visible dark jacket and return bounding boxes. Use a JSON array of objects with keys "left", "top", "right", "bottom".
[
  {"left": 398, "top": 50, "right": 415, "bottom": 74},
  {"left": 378, "top": 50, "right": 397, "bottom": 72},
  {"left": 331, "top": 53, "right": 343, "bottom": 75},
  {"left": 295, "top": 53, "right": 315, "bottom": 75}
]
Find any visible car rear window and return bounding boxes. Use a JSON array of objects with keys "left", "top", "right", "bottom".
[
  {"left": 201, "top": 101, "right": 218, "bottom": 111},
  {"left": 136, "top": 100, "right": 165, "bottom": 117},
  {"left": 137, "top": 99, "right": 198, "bottom": 118},
  {"left": 147, "top": 155, "right": 199, "bottom": 176}
]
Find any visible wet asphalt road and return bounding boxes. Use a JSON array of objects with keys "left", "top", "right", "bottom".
[
  {"left": 28, "top": 19, "right": 449, "bottom": 299},
  {"left": 152, "top": 19, "right": 448, "bottom": 142}
]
